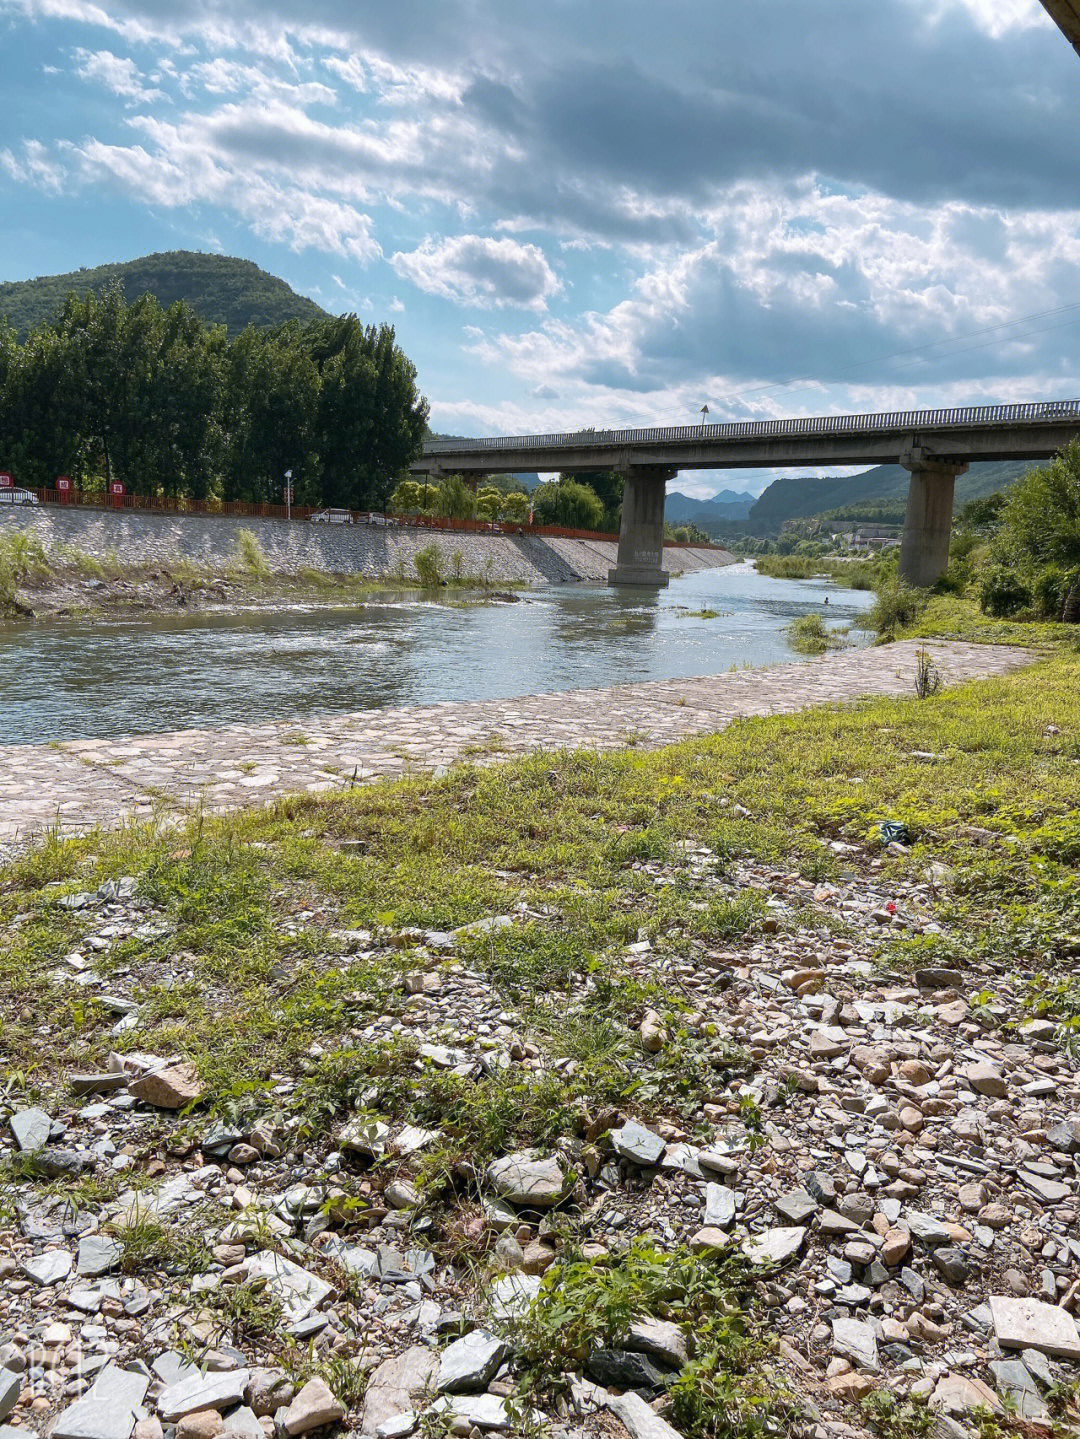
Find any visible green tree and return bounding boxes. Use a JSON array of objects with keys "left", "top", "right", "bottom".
[
  {"left": 560, "top": 470, "right": 622, "bottom": 532},
  {"left": 502, "top": 491, "right": 530, "bottom": 523},
  {"left": 532, "top": 478, "right": 604, "bottom": 530},
  {"left": 986, "top": 443, "right": 1080, "bottom": 621},
  {"left": 311, "top": 317, "right": 428, "bottom": 510},
  {"left": 141, "top": 303, "right": 224, "bottom": 498},
  {"left": 223, "top": 324, "right": 318, "bottom": 503},
  {"left": 388, "top": 479, "right": 425, "bottom": 514},
  {"left": 994, "top": 444, "right": 1080, "bottom": 572},
  {"left": 475, "top": 486, "right": 503, "bottom": 522},
  {"left": 434, "top": 474, "right": 477, "bottom": 519}
]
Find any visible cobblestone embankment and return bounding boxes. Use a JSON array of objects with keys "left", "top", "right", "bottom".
[
  {"left": 0, "top": 506, "right": 732, "bottom": 585},
  {"left": 0, "top": 640, "right": 1037, "bottom": 845}
]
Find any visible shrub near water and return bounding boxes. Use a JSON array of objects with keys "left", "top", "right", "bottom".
[
  {"left": 867, "top": 579, "right": 926, "bottom": 637},
  {"left": 0, "top": 530, "right": 51, "bottom": 614},
  {"left": 235, "top": 529, "right": 270, "bottom": 577},
  {"left": 414, "top": 543, "right": 444, "bottom": 588},
  {"left": 786, "top": 613, "right": 837, "bottom": 653}
]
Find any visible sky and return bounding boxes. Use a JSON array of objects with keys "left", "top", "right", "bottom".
[{"left": 1, "top": 0, "right": 1079, "bottom": 497}]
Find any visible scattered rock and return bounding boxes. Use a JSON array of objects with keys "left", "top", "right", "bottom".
[
  {"left": 278, "top": 1379, "right": 345, "bottom": 1436},
  {"left": 831, "top": 1317, "right": 880, "bottom": 1374},
  {"left": 436, "top": 1331, "right": 508, "bottom": 1394},
  {"left": 743, "top": 1227, "right": 806, "bottom": 1267},
  {"left": 486, "top": 1151, "right": 571, "bottom": 1207},
  {"left": 610, "top": 1120, "right": 666, "bottom": 1167},
  {"left": 10, "top": 1107, "right": 51, "bottom": 1152},
  {"left": 128, "top": 1062, "right": 204, "bottom": 1109},
  {"left": 989, "top": 1296, "right": 1080, "bottom": 1361}
]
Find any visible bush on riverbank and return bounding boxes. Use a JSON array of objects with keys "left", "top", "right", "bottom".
[
  {"left": 786, "top": 612, "right": 847, "bottom": 653},
  {"left": 754, "top": 553, "right": 883, "bottom": 588}
]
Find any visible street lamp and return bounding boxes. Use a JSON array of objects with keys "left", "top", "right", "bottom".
[{"left": 284, "top": 468, "right": 293, "bottom": 521}]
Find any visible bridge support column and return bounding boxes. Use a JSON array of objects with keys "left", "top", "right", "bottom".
[
  {"left": 898, "top": 447, "right": 969, "bottom": 589},
  {"left": 608, "top": 465, "right": 677, "bottom": 588}
]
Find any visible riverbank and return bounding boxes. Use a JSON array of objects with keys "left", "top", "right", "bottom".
[
  {"left": 0, "top": 506, "right": 733, "bottom": 619},
  {"left": 1, "top": 549, "right": 522, "bottom": 623},
  {"left": 0, "top": 639, "right": 1032, "bottom": 842},
  {"left": 1, "top": 639, "right": 1078, "bottom": 1439}
]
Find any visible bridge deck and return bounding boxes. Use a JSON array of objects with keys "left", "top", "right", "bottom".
[{"left": 414, "top": 399, "right": 1080, "bottom": 474}]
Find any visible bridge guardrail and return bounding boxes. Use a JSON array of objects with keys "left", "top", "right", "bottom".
[{"left": 422, "top": 399, "right": 1080, "bottom": 455}]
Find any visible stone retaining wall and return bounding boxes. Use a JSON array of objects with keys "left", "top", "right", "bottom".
[{"left": 0, "top": 506, "right": 732, "bottom": 585}]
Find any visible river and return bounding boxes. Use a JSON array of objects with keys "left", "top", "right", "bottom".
[{"left": 2, "top": 563, "right": 874, "bottom": 745}]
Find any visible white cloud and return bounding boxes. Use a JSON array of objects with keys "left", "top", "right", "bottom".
[
  {"left": 391, "top": 235, "right": 561, "bottom": 310},
  {"left": 323, "top": 52, "right": 461, "bottom": 106},
  {"left": 0, "top": 139, "right": 66, "bottom": 191},
  {"left": 69, "top": 127, "right": 381, "bottom": 262},
  {"left": 926, "top": 0, "right": 1050, "bottom": 36},
  {"left": 73, "top": 47, "right": 165, "bottom": 104},
  {"left": 467, "top": 182, "right": 1080, "bottom": 419}
]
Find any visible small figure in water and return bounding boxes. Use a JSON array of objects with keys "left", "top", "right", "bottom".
[{"left": 823, "top": 594, "right": 829, "bottom": 605}]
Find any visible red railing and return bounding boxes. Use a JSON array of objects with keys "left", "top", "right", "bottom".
[{"left": 12, "top": 485, "right": 725, "bottom": 550}]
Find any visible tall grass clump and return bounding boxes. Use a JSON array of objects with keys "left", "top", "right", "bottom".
[
  {"left": 0, "top": 530, "right": 51, "bottom": 614},
  {"left": 868, "top": 579, "right": 926, "bottom": 638},
  {"left": 236, "top": 529, "right": 270, "bottom": 577},
  {"left": 414, "top": 543, "right": 444, "bottom": 588},
  {"left": 786, "top": 613, "right": 845, "bottom": 654}
]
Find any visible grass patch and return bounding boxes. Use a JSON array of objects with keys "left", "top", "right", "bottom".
[
  {"left": 786, "top": 612, "right": 846, "bottom": 654},
  {"left": 755, "top": 553, "right": 883, "bottom": 588},
  {"left": 236, "top": 528, "right": 271, "bottom": 577},
  {"left": 515, "top": 1241, "right": 795, "bottom": 1439},
  {"left": 2, "top": 647, "right": 1079, "bottom": 1131}
]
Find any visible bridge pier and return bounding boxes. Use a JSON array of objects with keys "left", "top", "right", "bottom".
[
  {"left": 608, "top": 465, "right": 677, "bottom": 588},
  {"left": 898, "top": 447, "right": 969, "bottom": 589}
]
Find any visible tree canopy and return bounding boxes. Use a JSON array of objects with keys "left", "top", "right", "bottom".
[
  {"left": 978, "top": 442, "right": 1080, "bottom": 622},
  {"left": 0, "top": 283, "right": 429, "bottom": 509},
  {"left": 532, "top": 478, "right": 606, "bottom": 531}
]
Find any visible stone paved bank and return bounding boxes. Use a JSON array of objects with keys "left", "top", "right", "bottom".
[
  {"left": 0, "top": 641, "right": 1035, "bottom": 844},
  {"left": 0, "top": 505, "right": 731, "bottom": 586}
]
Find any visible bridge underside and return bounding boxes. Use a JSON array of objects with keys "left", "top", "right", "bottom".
[
  {"left": 413, "top": 412, "right": 1080, "bottom": 590},
  {"left": 1039, "top": 0, "right": 1080, "bottom": 56}
]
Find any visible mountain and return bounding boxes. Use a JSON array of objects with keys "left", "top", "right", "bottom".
[
  {"left": 747, "top": 459, "right": 1036, "bottom": 533},
  {"left": 666, "top": 489, "right": 756, "bottom": 525},
  {"left": 0, "top": 251, "right": 328, "bottom": 339}
]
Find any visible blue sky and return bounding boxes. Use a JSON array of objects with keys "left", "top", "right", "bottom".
[{"left": 2, "top": 0, "right": 1079, "bottom": 496}]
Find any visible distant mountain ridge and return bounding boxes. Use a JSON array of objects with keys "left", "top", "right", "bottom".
[
  {"left": 666, "top": 489, "right": 756, "bottom": 525},
  {"left": 748, "top": 460, "right": 1036, "bottom": 532},
  {"left": 0, "top": 251, "right": 328, "bottom": 339}
]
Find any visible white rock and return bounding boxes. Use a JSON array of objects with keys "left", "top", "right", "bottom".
[
  {"left": 486, "top": 1151, "right": 570, "bottom": 1207},
  {"left": 243, "top": 1252, "right": 332, "bottom": 1323},
  {"left": 989, "top": 1296, "right": 1080, "bottom": 1361},
  {"left": 742, "top": 1227, "right": 806, "bottom": 1267},
  {"left": 831, "top": 1317, "right": 880, "bottom": 1374},
  {"left": 278, "top": 1379, "right": 345, "bottom": 1436},
  {"left": 605, "top": 1391, "right": 684, "bottom": 1439},
  {"left": 436, "top": 1331, "right": 508, "bottom": 1394}
]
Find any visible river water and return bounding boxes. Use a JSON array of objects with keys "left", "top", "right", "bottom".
[{"left": 1, "top": 563, "right": 874, "bottom": 745}]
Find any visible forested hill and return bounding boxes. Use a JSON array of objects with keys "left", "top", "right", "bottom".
[
  {"left": 748, "top": 459, "right": 1035, "bottom": 530},
  {"left": 0, "top": 252, "right": 327, "bottom": 339}
]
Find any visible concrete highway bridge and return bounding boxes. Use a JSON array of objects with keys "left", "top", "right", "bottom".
[{"left": 413, "top": 399, "right": 1080, "bottom": 588}]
